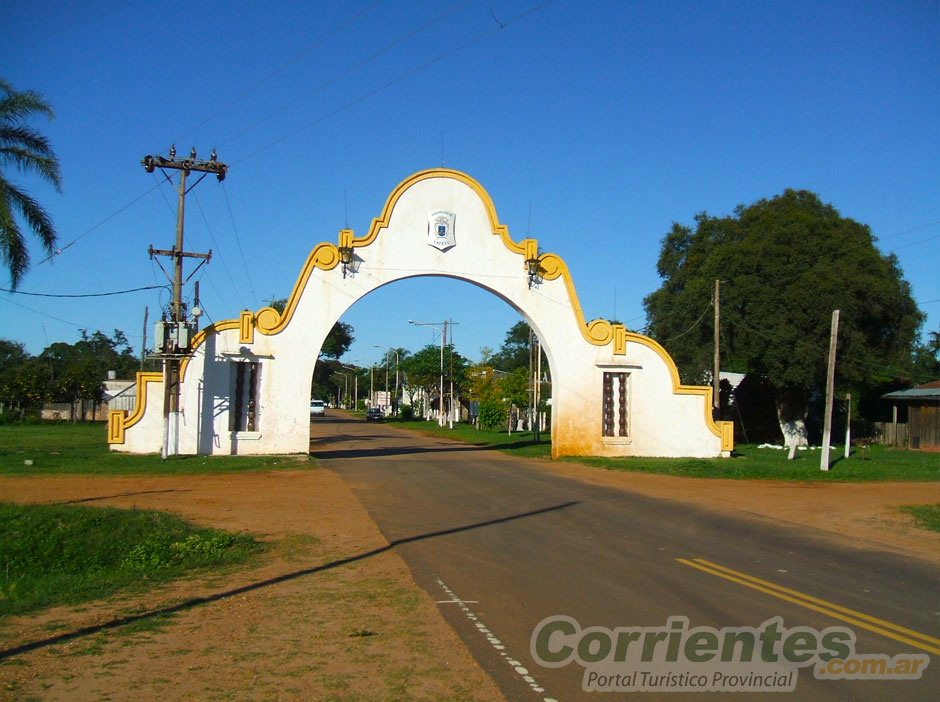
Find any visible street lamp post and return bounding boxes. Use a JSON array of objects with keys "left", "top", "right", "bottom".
[
  {"left": 334, "top": 372, "right": 349, "bottom": 408},
  {"left": 353, "top": 360, "right": 373, "bottom": 410},
  {"left": 409, "top": 320, "right": 448, "bottom": 427},
  {"left": 374, "top": 344, "right": 400, "bottom": 415},
  {"left": 342, "top": 365, "right": 359, "bottom": 410}
]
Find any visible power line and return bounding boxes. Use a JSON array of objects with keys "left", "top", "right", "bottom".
[
  {"left": 191, "top": 190, "right": 249, "bottom": 311},
  {"left": 193, "top": 188, "right": 248, "bottom": 309},
  {"left": 220, "top": 182, "right": 258, "bottom": 308},
  {"left": 1, "top": 284, "right": 168, "bottom": 298},
  {"left": 0, "top": 293, "right": 144, "bottom": 340},
  {"left": 640, "top": 220, "right": 940, "bottom": 331},
  {"left": 216, "top": 0, "right": 476, "bottom": 150},
  {"left": 726, "top": 225, "right": 940, "bottom": 291},
  {"left": 26, "top": 182, "right": 162, "bottom": 272},
  {"left": 231, "top": 0, "right": 558, "bottom": 166},
  {"left": 167, "top": 0, "right": 387, "bottom": 150},
  {"left": 658, "top": 303, "right": 712, "bottom": 343}
]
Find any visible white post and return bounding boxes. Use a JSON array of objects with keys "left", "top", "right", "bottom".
[
  {"left": 844, "top": 393, "right": 852, "bottom": 459},
  {"left": 394, "top": 349, "right": 400, "bottom": 414}
]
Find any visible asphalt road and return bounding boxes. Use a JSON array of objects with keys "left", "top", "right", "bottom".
[{"left": 312, "top": 413, "right": 939, "bottom": 701}]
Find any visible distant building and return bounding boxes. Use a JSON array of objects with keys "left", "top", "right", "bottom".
[{"left": 881, "top": 381, "right": 940, "bottom": 451}]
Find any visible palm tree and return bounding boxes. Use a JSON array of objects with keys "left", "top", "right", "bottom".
[{"left": 0, "top": 78, "right": 61, "bottom": 289}]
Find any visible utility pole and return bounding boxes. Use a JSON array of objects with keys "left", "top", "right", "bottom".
[
  {"left": 713, "top": 279, "right": 720, "bottom": 412},
  {"left": 141, "top": 306, "right": 149, "bottom": 371},
  {"left": 534, "top": 332, "right": 542, "bottom": 441},
  {"left": 448, "top": 319, "right": 456, "bottom": 428},
  {"left": 442, "top": 320, "right": 448, "bottom": 427},
  {"left": 409, "top": 320, "right": 458, "bottom": 427},
  {"left": 143, "top": 146, "right": 226, "bottom": 458},
  {"left": 820, "top": 309, "right": 840, "bottom": 471},
  {"left": 528, "top": 327, "right": 534, "bottom": 431},
  {"left": 374, "top": 345, "right": 400, "bottom": 414}
]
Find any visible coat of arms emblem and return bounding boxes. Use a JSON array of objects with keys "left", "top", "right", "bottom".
[{"left": 427, "top": 210, "right": 456, "bottom": 251}]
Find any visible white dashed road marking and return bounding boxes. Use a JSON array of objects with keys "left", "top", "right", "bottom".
[{"left": 436, "top": 577, "right": 557, "bottom": 701}]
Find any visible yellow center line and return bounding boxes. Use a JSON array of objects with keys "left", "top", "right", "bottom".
[
  {"left": 692, "top": 558, "right": 940, "bottom": 647},
  {"left": 676, "top": 558, "right": 940, "bottom": 656}
]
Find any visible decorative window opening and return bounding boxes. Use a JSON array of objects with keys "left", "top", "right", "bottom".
[
  {"left": 230, "top": 361, "right": 261, "bottom": 432},
  {"left": 602, "top": 371, "right": 629, "bottom": 438}
]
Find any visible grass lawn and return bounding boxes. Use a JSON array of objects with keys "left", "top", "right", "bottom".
[
  {"left": 0, "top": 422, "right": 312, "bottom": 475},
  {"left": 565, "top": 444, "right": 939, "bottom": 482},
  {"left": 378, "top": 416, "right": 552, "bottom": 459},
  {"left": 899, "top": 504, "right": 940, "bottom": 533},
  {"left": 379, "top": 417, "right": 939, "bottom": 482},
  {"left": 0, "top": 502, "right": 260, "bottom": 617}
]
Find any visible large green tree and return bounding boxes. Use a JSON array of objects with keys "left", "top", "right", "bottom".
[
  {"left": 643, "top": 189, "right": 924, "bottom": 445},
  {"left": 489, "top": 320, "right": 532, "bottom": 371},
  {"left": 0, "top": 79, "right": 61, "bottom": 289},
  {"left": 489, "top": 319, "right": 550, "bottom": 379},
  {"left": 401, "top": 343, "right": 469, "bottom": 418}
]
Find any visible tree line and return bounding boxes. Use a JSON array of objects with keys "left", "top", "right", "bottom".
[
  {"left": 0, "top": 331, "right": 151, "bottom": 420},
  {"left": 318, "top": 319, "right": 549, "bottom": 430}
]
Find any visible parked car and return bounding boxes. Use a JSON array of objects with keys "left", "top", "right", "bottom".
[
  {"left": 365, "top": 407, "right": 383, "bottom": 421},
  {"left": 310, "top": 400, "right": 326, "bottom": 418}
]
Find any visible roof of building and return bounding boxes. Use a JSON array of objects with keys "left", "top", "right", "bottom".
[{"left": 882, "top": 380, "right": 940, "bottom": 402}]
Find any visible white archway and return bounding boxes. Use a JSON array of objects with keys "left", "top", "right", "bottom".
[{"left": 109, "top": 169, "right": 732, "bottom": 458}]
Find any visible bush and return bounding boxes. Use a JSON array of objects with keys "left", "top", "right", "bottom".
[
  {"left": 478, "top": 399, "right": 506, "bottom": 431},
  {"left": 0, "top": 503, "right": 259, "bottom": 616},
  {"left": 400, "top": 404, "right": 414, "bottom": 420}
]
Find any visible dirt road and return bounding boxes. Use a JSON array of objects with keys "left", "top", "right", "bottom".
[{"left": 0, "top": 468, "right": 504, "bottom": 701}]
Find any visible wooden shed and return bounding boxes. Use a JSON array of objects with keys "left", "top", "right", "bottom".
[{"left": 882, "top": 381, "right": 940, "bottom": 451}]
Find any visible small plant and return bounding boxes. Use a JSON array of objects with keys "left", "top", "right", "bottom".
[
  {"left": 349, "top": 627, "right": 377, "bottom": 637},
  {"left": 399, "top": 404, "right": 414, "bottom": 420},
  {"left": 477, "top": 399, "right": 506, "bottom": 431},
  {"left": 0, "top": 503, "right": 259, "bottom": 617},
  {"left": 900, "top": 504, "right": 940, "bottom": 533}
]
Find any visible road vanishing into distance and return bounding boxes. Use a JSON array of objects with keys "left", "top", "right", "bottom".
[{"left": 311, "top": 413, "right": 938, "bottom": 701}]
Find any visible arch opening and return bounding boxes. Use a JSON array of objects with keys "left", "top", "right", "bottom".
[{"left": 304, "top": 273, "right": 558, "bottom": 447}]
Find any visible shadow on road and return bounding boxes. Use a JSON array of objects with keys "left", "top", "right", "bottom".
[
  {"left": 310, "top": 415, "right": 549, "bottom": 459},
  {"left": 311, "top": 441, "right": 547, "bottom": 460},
  {"left": 311, "top": 442, "right": 506, "bottom": 460},
  {"left": 0, "top": 500, "right": 578, "bottom": 661},
  {"left": 54, "top": 489, "right": 191, "bottom": 505}
]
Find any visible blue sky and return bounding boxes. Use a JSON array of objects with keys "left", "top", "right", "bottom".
[{"left": 3, "top": 0, "right": 938, "bottom": 373}]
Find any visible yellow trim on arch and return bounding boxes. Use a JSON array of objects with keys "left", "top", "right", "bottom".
[
  {"left": 720, "top": 420, "right": 735, "bottom": 451},
  {"left": 122, "top": 168, "right": 729, "bottom": 448},
  {"left": 617, "top": 329, "right": 730, "bottom": 442},
  {"left": 107, "top": 410, "right": 124, "bottom": 443},
  {"left": 107, "top": 371, "right": 163, "bottom": 445},
  {"left": 179, "top": 319, "right": 240, "bottom": 382},
  {"left": 228, "top": 169, "right": 627, "bottom": 355}
]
